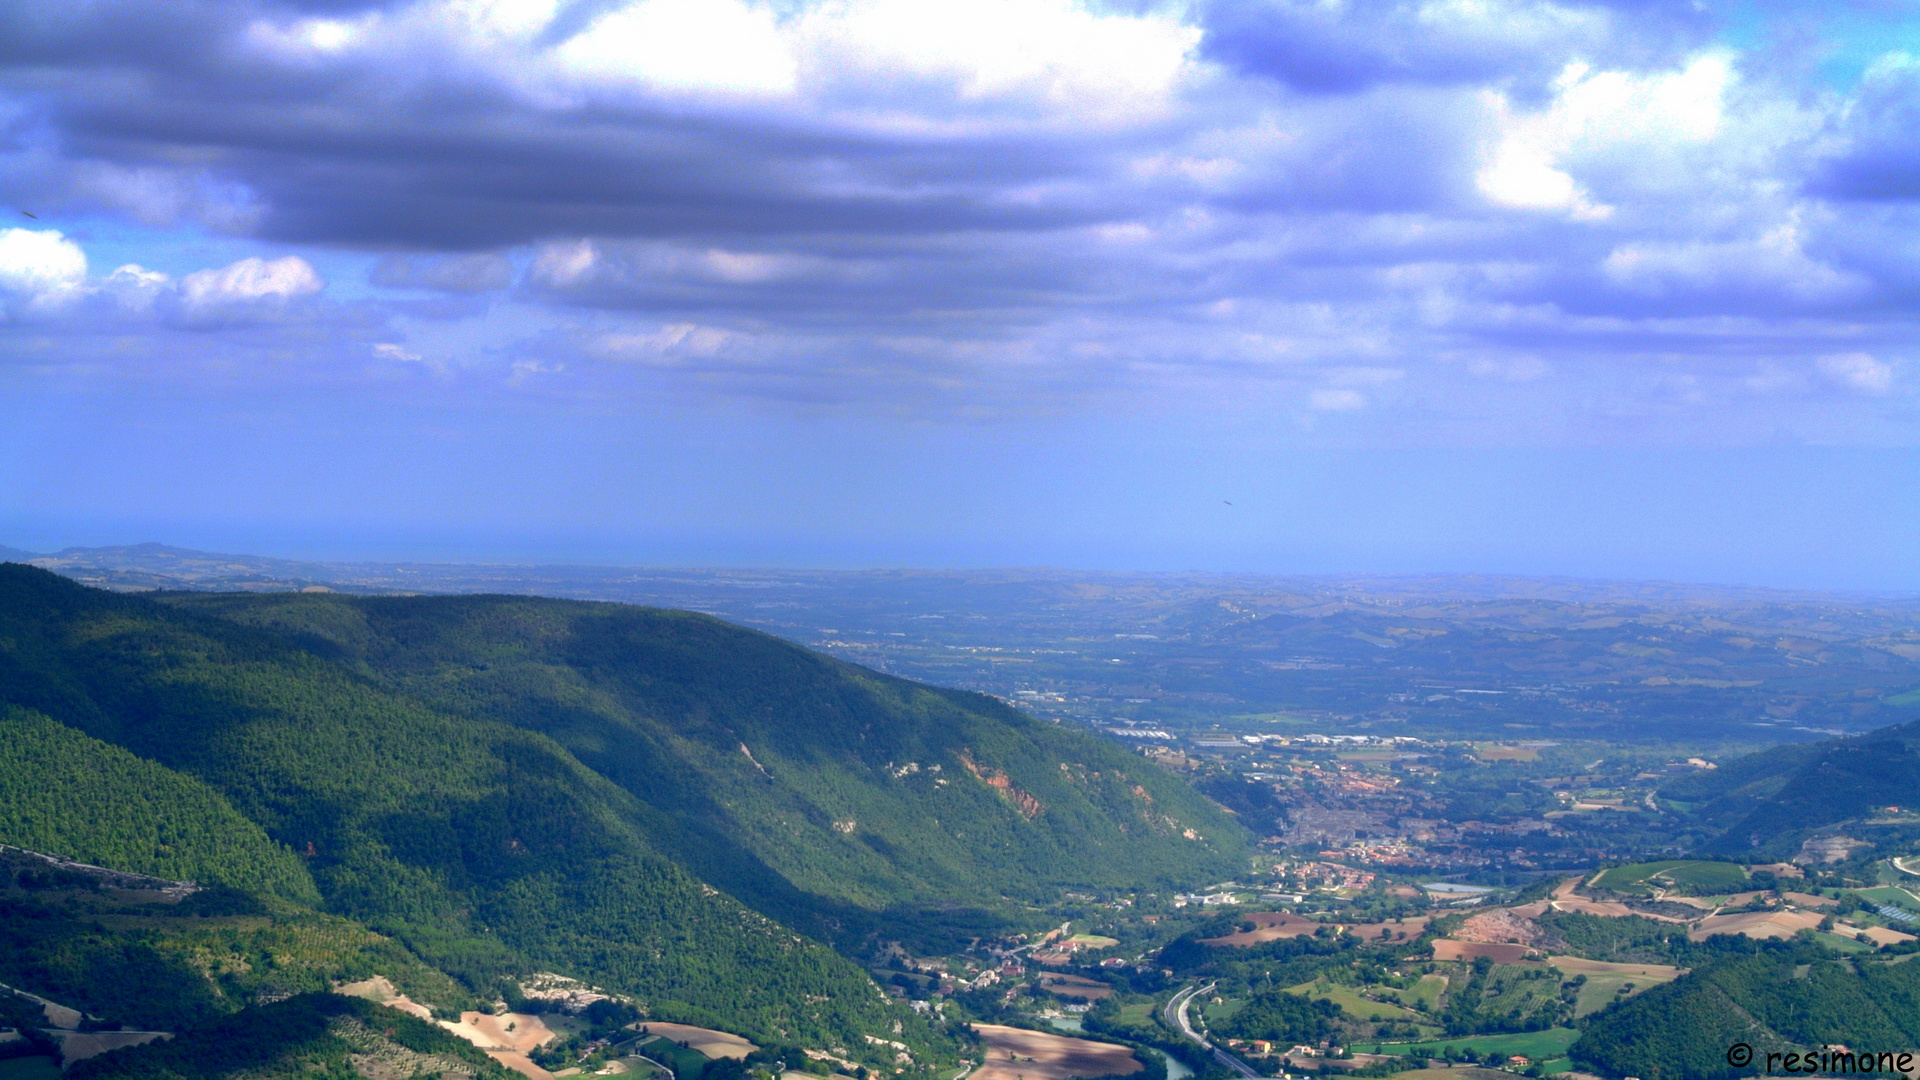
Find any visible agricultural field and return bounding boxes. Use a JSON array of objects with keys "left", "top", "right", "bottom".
[
  {"left": 635, "top": 1033, "right": 714, "bottom": 1078},
  {"left": 1589, "top": 861, "right": 1748, "bottom": 893},
  {"left": 1282, "top": 981, "right": 1423, "bottom": 1024},
  {"left": 1202, "top": 997, "right": 1248, "bottom": 1025},
  {"left": 1854, "top": 886, "right": 1920, "bottom": 913},
  {"left": 1366, "top": 1027, "right": 1581, "bottom": 1062},
  {"left": 969, "top": 1024, "right": 1142, "bottom": 1080},
  {"left": 1377, "top": 974, "right": 1448, "bottom": 1011}
]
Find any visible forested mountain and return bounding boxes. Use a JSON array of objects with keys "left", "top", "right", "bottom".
[
  {"left": 1571, "top": 941, "right": 1920, "bottom": 1080},
  {"left": 1658, "top": 718, "right": 1920, "bottom": 857},
  {"left": 0, "top": 563, "right": 1244, "bottom": 1055},
  {"left": 162, "top": 588, "right": 1244, "bottom": 930}
]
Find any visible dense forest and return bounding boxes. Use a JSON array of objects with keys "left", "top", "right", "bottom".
[
  {"left": 1658, "top": 720, "right": 1920, "bottom": 856},
  {"left": 0, "top": 563, "right": 1247, "bottom": 1065},
  {"left": 1572, "top": 942, "right": 1920, "bottom": 1079},
  {"left": 67, "top": 993, "right": 519, "bottom": 1079}
]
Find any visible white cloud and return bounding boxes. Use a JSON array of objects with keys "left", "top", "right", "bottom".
[
  {"left": 1309, "top": 387, "right": 1368, "bottom": 411},
  {"left": 593, "top": 323, "right": 738, "bottom": 364},
  {"left": 556, "top": 0, "right": 797, "bottom": 96},
  {"left": 180, "top": 256, "right": 325, "bottom": 312},
  {"left": 0, "top": 228, "right": 89, "bottom": 311},
  {"left": 1478, "top": 52, "right": 1733, "bottom": 218},
  {"left": 373, "top": 343, "right": 424, "bottom": 363},
  {"left": 531, "top": 240, "right": 599, "bottom": 287},
  {"left": 1818, "top": 352, "right": 1893, "bottom": 395},
  {"left": 1602, "top": 220, "right": 1866, "bottom": 303},
  {"left": 101, "top": 264, "right": 172, "bottom": 312}
]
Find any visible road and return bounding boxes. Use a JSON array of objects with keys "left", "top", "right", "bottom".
[{"left": 1163, "top": 983, "right": 1261, "bottom": 1079}]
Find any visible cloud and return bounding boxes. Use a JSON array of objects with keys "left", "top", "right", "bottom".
[
  {"left": 1309, "top": 388, "right": 1369, "bottom": 411},
  {"left": 0, "top": 227, "right": 88, "bottom": 314},
  {"left": 0, "top": 0, "right": 1917, "bottom": 441},
  {"left": 180, "top": 256, "right": 325, "bottom": 314},
  {"left": 1818, "top": 352, "right": 1893, "bottom": 395}
]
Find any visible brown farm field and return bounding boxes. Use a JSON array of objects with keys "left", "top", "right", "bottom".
[
  {"left": 970, "top": 1025, "right": 1142, "bottom": 1080},
  {"left": 637, "top": 1023, "right": 757, "bottom": 1060},
  {"left": 1431, "top": 940, "right": 1534, "bottom": 963},
  {"left": 1038, "top": 973, "right": 1113, "bottom": 1001},
  {"left": 1201, "top": 912, "right": 1322, "bottom": 946}
]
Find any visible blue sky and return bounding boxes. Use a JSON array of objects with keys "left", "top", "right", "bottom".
[{"left": 4, "top": 0, "right": 1920, "bottom": 589}]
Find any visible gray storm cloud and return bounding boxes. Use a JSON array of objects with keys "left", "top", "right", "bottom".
[{"left": 0, "top": 0, "right": 1916, "bottom": 438}]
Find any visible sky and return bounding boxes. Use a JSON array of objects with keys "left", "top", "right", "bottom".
[{"left": 4, "top": 0, "right": 1920, "bottom": 589}]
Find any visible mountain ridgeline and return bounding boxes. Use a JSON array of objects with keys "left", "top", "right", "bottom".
[
  {"left": 0, "top": 563, "right": 1246, "bottom": 1054},
  {"left": 1657, "top": 716, "right": 1920, "bottom": 857}
]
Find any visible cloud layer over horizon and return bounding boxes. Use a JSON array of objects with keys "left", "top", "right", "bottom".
[{"left": 4, "top": 0, "right": 1920, "bottom": 442}]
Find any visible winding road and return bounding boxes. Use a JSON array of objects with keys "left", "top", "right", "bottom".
[{"left": 1163, "top": 983, "right": 1261, "bottom": 1079}]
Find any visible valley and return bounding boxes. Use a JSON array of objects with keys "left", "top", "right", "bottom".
[{"left": 2, "top": 558, "right": 1920, "bottom": 1080}]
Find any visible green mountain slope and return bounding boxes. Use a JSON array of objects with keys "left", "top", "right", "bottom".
[
  {"left": 164, "top": 589, "right": 1248, "bottom": 935},
  {"left": 1571, "top": 943, "right": 1920, "bottom": 1080},
  {"left": 0, "top": 706, "right": 317, "bottom": 901},
  {"left": 69, "top": 993, "right": 519, "bottom": 1080},
  {"left": 0, "top": 565, "right": 932, "bottom": 1053},
  {"left": 1658, "top": 718, "right": 1920, "bottom": 856},
  {"left": 0, "top": 563, "right": 1245, "bottom": 1055}
]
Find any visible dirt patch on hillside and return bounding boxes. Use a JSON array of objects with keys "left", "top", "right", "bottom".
[
  {"left": 1547, "top": 957, "right": 1684, "bottom": 980},
  {"left": 971, "top": 1024, "right": 1141, "bottom": 1080},
  {"left": 1344, "top": 917, "right": 1430, "bottom": 943},
  {"left": 1455, "top": 910, "right": 1552, "bottom": 947},
  {"left": 1689, "top": 909, "right": 1824, "bottom": 941},
  {"left": 1431, "top": 940, "right": 1535, "bottom": 963},
  {"left": 334, "top": 977, "right": 435, "bottom": 1021},
  {"left": 1202, "top": 913, "right": 1323, "bottom": 946}
]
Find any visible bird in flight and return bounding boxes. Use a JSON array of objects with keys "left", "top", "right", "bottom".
[
  {"left": 18, "top": 210, "right": 36, "bottom": 219},
  {"left": 1223, "top": 501, "right": 1233, "bottom": 505}
]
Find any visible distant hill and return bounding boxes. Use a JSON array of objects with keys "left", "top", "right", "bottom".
[
  {"left": 16, "top": 542, "right": 1920, "bottom": 742},
  {"left": 0, "top": 564, "right": 1244, "bottom": 1055},
  {"left": 1659, "top": 718, "right": 1920, "bottom": 857},
  {"left": 1571, "top": 943, "right": 1920, "bottom": 1080}
]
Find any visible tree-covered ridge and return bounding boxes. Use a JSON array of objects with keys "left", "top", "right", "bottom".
[
  {"left": 0, "top": 706, "right": 316, "bottom": 901},
  {"left": 0, "top": 565, "right": 939, "bottom": 1057},
  {"left": 1657, "top": 718, "right": 1920, "bottom": 856},
  {"left": 1571, "top": 943, "right": 1920, "bottom": 1080},
  {"left": 165, "top": 590, "right": 1249, "bottom": 929},
  {"left": 0, "top": 850, "right": 470, "bottom": 1031},
  {"left": 68, "top": 993, "right": 518, "bottom": 1080},
  {"left": 0, "top": 564, "right": 1246, "bottom": 1060}
]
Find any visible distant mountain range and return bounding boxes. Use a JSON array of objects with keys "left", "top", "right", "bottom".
[
  {"left": 1660, "top": 717, "right": 1920, "bottom": 858},
  {"left": 0, "top": 563, "right": 1244, "bottom": 1063},
  {"left": 10, "top": 542, "right": 1920, "bottom": 742}
]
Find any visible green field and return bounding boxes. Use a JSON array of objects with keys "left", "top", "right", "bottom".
[
  {"left": 1590, "top": 860, "right": 1748, "bottom": 892},
  {"left": 635, "top": 1035, "right": 713, "bottom": 1080},
  {"left": 0, "top": 1059, "right": 60, "bottom": 1080},
  {"left": 1069, "top": 935, "right": 1121, "bottom": 949},
  {"left": 1117, "top": 1003, "right": 1156, "bottom": 1026},
  {"left": 1203, "top": 997, "right": 1248, "bottom": 1024},
  {"left": 1377, "top": 974, "right": 1447, "bottom": 1011},
  {"left": 1854, "top": 886, "right": 1920, "bottom": 913},
  {"left": 1367, "top": 1028, "right": 1581, "bottom": 1061},
  {"left": 1284, "top": 982, "right": 1421, "bottom": 1022}
]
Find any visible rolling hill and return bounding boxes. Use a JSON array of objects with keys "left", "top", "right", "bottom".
[
  {"left": 1658, "top": 718, "right": 1920, "bottom": 858},
  {"left": 0, "top": 562, "right": 1246, "bottom": 1055}
]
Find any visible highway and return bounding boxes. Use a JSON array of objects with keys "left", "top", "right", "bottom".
[{"left": 1163, "top": 983, "right": 1261, "bottom": 1079}]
